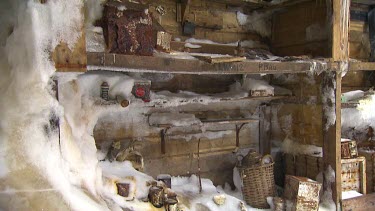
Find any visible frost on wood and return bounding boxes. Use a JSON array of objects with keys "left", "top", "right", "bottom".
[
  {"left": 281, "top": 137, "right": 322, "bottom": 157},
  {"left": 236, "top": 11, "right": 272, "bottom": 38},
  {"left": 149, "top": 113, "right": 201, "bottom": 127},
  {"left": 317, "top": 165, "right": 336, "bottom": 211},
  {"left": 321, "top": 73, "right": 337, "bottom": 131}
]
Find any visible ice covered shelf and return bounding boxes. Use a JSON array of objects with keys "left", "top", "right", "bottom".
[{"left": 87, "top": 52, "right": 333, "bottom": 75}]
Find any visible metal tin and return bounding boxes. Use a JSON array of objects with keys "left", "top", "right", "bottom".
[
  {"left": 157, "top": 174, "right": 171, "bottom": 188},
  {"left": 148, "top": 186, "right": 164, "bottom": 208},
  {"left": 101, "top": 82, "right": 109, "bottom": 101},
  {"left": 132, "top": 80, "right": 151, "bottom": 102},
  {"left": 116, "top": 183, "right": 130, "bottom": 197}
]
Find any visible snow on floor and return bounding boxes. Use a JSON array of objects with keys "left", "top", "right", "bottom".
[{"left": 171, "top": 175, "right": 269, "bottom": 211}]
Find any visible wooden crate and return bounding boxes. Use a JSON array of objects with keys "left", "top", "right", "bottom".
[
  {"left": 283, "top": 154, "right": 366, "bottom": 194},
  {"left": 359, "top": 149, "right": 375, "bottom": 193},
  {"left": 283, "top": 153, "right": 323, "bottom": 180},
  {"left": 284, "top": 175, "right": 322, "bottom": 211},
  {"left": 341, "top": 140, "right": 358, "bottom": 159},
  {"left": 341, "top": 157, "right": 366, "bottom": 194}
]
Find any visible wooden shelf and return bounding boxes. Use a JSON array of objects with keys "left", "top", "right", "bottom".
[
  {"left": 201, "top": 118, "right": 258, "bottom": 125},
  {"left": 153, "top": 118, "right": 258, "bottom": 129},
  {"left": 87, "top": 52, "right": 332, "bottom": 75},
  {"left": 349, "top": 62, "right": 375, "bottom": 71}
]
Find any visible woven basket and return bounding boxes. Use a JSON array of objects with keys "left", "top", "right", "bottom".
[{"left": 239, "top": 154, "right": 275, "bottom": 209}]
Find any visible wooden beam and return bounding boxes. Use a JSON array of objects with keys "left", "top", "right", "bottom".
[
  {"left": 193, "top": 55, "right": 246, "bottom": 64},
  {"left": 332, "top": 0, "right": 350, "bottom": 61},
  {"left": 322, "top": 71, "right": 342, "bottom": 209},
  {"left": 350, "top": 62, "right": 375, "bottom": 71},
  {"left": 323, "top": 0, "right": 350, "bottom": 209},
  {"left": 342, "top": 193, "right": 375, "bottom": 211},
  {"left": 87, "top": 52, "right": 332, "bottom": 75}
]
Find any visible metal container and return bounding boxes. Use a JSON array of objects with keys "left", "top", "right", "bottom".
[
  {"left": 101, "top": 82, "right": 109, "bottom": 101},
  {"left": 165, "top": 198, "right": 178, "bottom": 211},
  {"left": 157, "top": 174, "right": 171, "bottom": 188},
  {"left": 103, "top": 1, "right": 154, "bottom": 56},
  {"left": 116, "top": 183, "right": 130, "bottom": 197},
  {"left": 132, "top": 80, "right": 151, "bottom": 102},
  {"left": 148, "top": 186, "right": 164, "bottom": 208}
]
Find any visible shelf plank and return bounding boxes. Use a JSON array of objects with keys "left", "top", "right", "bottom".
[
  {"left": 87, "top": 52, "right": 331, "bottom": 75},
  {"left": 201, "top": 118, "right": 258, "bottom": 125},
  {"left": 350, "top": 62, "right": 375, "bottom": 71}
]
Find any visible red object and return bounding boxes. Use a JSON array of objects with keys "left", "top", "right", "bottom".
[
  {"left": 132, "top": 81, "right": 151, "bottom": 102},
  {"left": 135, "top": 87, "right": 145, "bottom": 97}
]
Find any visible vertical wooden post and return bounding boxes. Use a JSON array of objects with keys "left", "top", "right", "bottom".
[
  {"left": 322, "top": 71, "right": 342, "bottom": 209},
  {"left": 324, "top": 0, "right": 350, "bottom": 209}
]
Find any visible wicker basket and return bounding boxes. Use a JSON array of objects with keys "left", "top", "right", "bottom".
[{"left": 239, "top": 154, "right": 275, "bottom": 209}]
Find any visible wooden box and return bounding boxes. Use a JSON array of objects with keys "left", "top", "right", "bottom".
[
  {"left": 283, "top": 153, "right": 366, "bottom": 194},
  {"left": 359, "top": 149, "right": 375, "bottom": 193},
  {"left": 155, "top": 31, "right": 172, "bottom": 52},
  {"left": 103, "top": 1, "right": 154, "bottom": 56},
  {"left": 283, "top": 154, "right": 323, "bottom": 181},
  {"left": 283, "top": 175, "right": 322, "bottom": 211},
  {"left": 341, "top": 157, "right": 366, "bottom": 194},
  {"left": 341, "top": 140, "right": 358, "bottom": 159}
]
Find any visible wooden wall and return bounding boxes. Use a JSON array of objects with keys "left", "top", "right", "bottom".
[
  {"left": 94, "top": 97, "right": 260, "bottom": 186},
  {"left": 270, "top": 74, "right": 323, "bottom": 147},
  {"left": 271, "top": 0, "right": 329, "bottom": 57},
  {"left": 145, "top": 0, "right": 262, "bottom": 43}
]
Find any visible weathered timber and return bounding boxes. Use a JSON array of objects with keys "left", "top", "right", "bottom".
[
  {"left": 350, "top": 62, "right": 375, "bottom": 71},
  {"left": 87, "top": 52, "right": 332, "bottom": 75},
  {"left": 194, "top": 56, "right": 246, "bottom": 64},
  {"left": 324, "top": 0, "right": 350, "bottom": 208},
  {"left": 341, "top": 157, "right": 367, "bottom": 194},
  {"left": 342, "top": 192, "right": 375, "bottom": 211},
  {"left": 322, "top": 71, "right": 342, "bottom": 209}
]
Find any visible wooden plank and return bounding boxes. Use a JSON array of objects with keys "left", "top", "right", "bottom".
[
  {"left": 350, "top": 62, "right": 375, "bottom": 71},
  {"left": 324, "top": 0, "right": 350, "bottom": 208},
  {"left": 342, "top": 193, "right": 375, "bottom": 211},
  {"left": 332, "top": 0, "right": 350, "bottom": 61},
  {"left": 322, "top": 71, "right": 343, "bottom": 209},
  {"left": 171, "top": 41, "right": 249, "bottom": 55},
  {"left": 194, "top": 55, "right": 246, "bottom": 64},
  {"left": 201, "top": 118, "right": 258, "bottom": 125},
  {"left": 87, "top": 52, "right": 331, "bottom": 75},
  {"left": 53, "top": 32, "right": 87, "bottom": 72}
]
